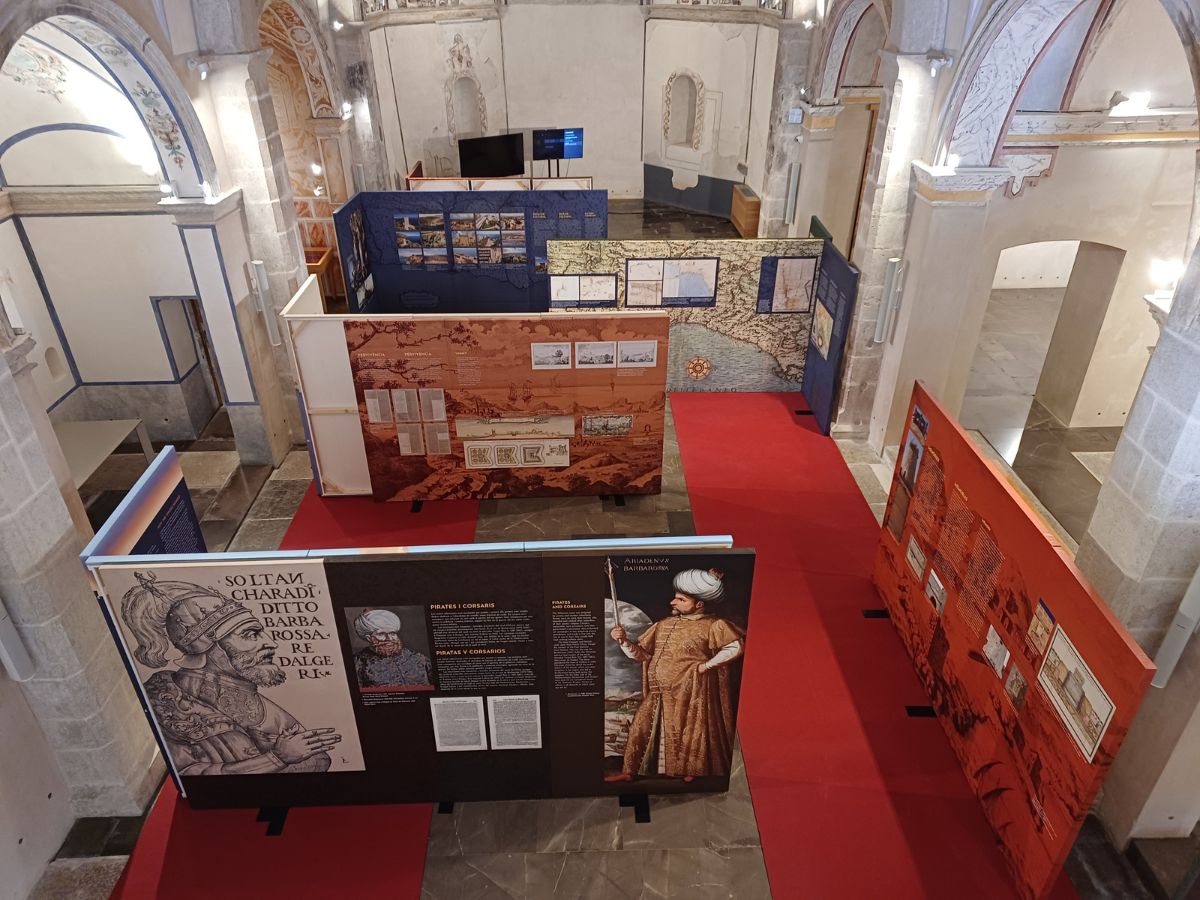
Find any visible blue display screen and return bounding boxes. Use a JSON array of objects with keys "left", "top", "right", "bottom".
[{"left": 562, "top": 128, "right": 583, "bottom": 159}]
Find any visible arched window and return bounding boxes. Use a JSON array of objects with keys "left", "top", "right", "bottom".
[
  {"left": 664, "top": 70, "right": 704, "bottom": 150},
  {"left": 44, "top": 346, "right": 67, "bottom": 380},
  {"left": 451, "top": 76, "right": 483, "bottom": 137}
]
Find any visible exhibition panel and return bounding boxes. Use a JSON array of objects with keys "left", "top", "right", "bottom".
[
  {"left": 345, "top": 312, "right": 668, "bottom": 501},
  {"left": 800, "top": 241, "right": 860, "bottom": 435},
  {"left": 873, "top": 383, "right": 1155, "bottom": 900},
  {"left": 334, "top": 189, "right": 607, "bottom": 313},
  {"left": 88, "top": 542, "right": 756, "bottom": 808},
  {"left": 546, "top": 237, "right": 842, "bottom": 392},
  {"left": 282, "top": 281, "right": 669, "bottom": 501}
]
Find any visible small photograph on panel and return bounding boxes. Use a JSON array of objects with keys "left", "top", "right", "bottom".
[
  {"left": 345, "top": 606, "right": 433, "bottom": 693},
  {"left": 479, "top": 246, "right": 503, "bottom": 266},
  {"left": 811, "top": 300, "right": 834, "bottom": 359},
  {"left": 627, "top": 259, "right": 665, "bottom": 282},
  {"left": 771, "top": 257, "right": 818, "bottom": 313},
  {"left": 502, "top": 248, "right": 528, "bottom": 266},
  {"left": 453, "top": 249, "right": 478, "bottom": 267},
  {"left": 580, "top": 275, "right": 617, "bottom": 303},
  {"left": 398, "top": 248, "right": 425, "bottom": 268},
  {"left": 982, "top": 625, "right": 1011, "bottom": 678},
  {"left": 534, "top": 256, "right": 549, "bottom": 274},
  {"left": 550, "top": 276, "right": 580, "bottom": 305},
  {"left": 502, "top": 231, "right": 526, "bottom": 247},
  {"left": 395, "top": 213, "right": 420, "bottom": 232},
  {"left": 583, "top": 414, "right": 633, "bottom": 437},
  {"left": 531, "top": 342, "right": 572, "bottom": 370},
  {"left": 626, "top": 281, "right": 663, "bottom": 308},
  {"left": 421, "top": 230, "right": 446, "bottom": 249},
  {"left": 419, "top": 388, "right": 447, "bottom": 422},
  {"left": 898, "top": 431, "right": 924, "bottom": 494},
  {"left": 418, "top": 213, "right": 444, "bottom": 231},
  {"left": 925, "top": 568, "right": 947, "bottom": 615},
  {"left": 465, "top": 443, "right": 496, "bottom": 469},
  {"left": 904, "top": 535, "right": 927, "bottom": 580},
  {"left": 452, "top": 230, "right": 477, "bottom": 248},
  {"left": 617, "top": 341, "right": 658, "bottom": 368},
  {"left": 449, "top": 212, "right": 475, "bottom": 231},
  {"left": 475, "top": 212, "right": 501, "bottom": 231},
  {"left": 425, "top": 248, "right": 449, "bottom": 267},
  {"left": 476, "top": 230, "right": 502, "bottom": 249},
  {"left": 1037, "top": 627, "right": 1115, "bottom": 762},
  {"left": 500, "top": 211, "right": 525, "bottom": 232},
  {"left": 395, "top": 230, "right": 422, "bottom": 250},
  {"left": 911, "top": 404, "right": 931, "bottom": 441},
  {"left": 424, "top": 422, "right": 452, "bottom": 456},
  {"left": 363, "top": 388, "right": 393, "bottom": 424},
  {"left": 576, "top": 341, "right": 616, "bottom": 368},
  {"left": 662, "top": 258, "right": 718, "bottom": 302},
  {"left": 397, "top": 423, "right": 426, "bottom": 456},
  {"left": 391, "top": 389, "right": 420, "bottom": 423},
  {"left": 1027, "top": 598, "right": 1056, "bottom": 656},
  {"left": 1005, "top": 664, "right": 1029, "bottom": 709}
]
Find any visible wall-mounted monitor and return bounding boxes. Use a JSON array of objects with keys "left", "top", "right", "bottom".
[
  {"left": 532, "top": 128, "right": 583, "bottom": 161},
  {"left": 458, "top": 133, "right": 525, "bottom": 177}
]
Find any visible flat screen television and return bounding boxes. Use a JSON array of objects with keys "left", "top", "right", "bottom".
[
  {"left": 458, "top": 133, "right": 525, "bottom": 177},
  {"left": 532, "top": 128, "right": 584, "bottom": 161}
]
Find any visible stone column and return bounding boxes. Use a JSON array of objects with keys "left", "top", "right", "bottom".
[
  {"left": 758, "top": 20, "right": 816, "bottom": 238},
  {"left": 165, "top": 191, "right": 291, "bottom": 466},
  {"left": 202, "top": 47, "right": 306, "bottom": 443},
  {"left": 867, "top": 163, "right": 1010, "bottom": 449},
  {"left": 787, "top": 103, "right": 843, "bottom": 238},
  {"left": 1075, "top": 274, "right": 1200, "bottom": 844},
  {"left": 836, "top": 52, "right": 941, "bottom": 435},
  {"left": 0, "top": 327, "right": 163, "bottom": 817}
]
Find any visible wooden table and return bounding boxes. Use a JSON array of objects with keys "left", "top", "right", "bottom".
[{"left": 52, "top": 418, "right": 155, "bottom": 488}]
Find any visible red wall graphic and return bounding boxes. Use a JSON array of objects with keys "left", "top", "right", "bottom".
[{"left": 873, "top": 383, "right": 1154, "bottom": 900}]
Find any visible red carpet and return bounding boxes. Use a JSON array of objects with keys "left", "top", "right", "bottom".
[
  {"left": 670, "top": 392, "right": 1077, "bottom": 900},
  {"left": 279, "top": 483, "right": 480, "bottom": 550},
  {"left": 111, "top": 784, "right": 431, "bottom": 899},
  {"left": 112, "top": 488, "right": 479, "bottom": 899}
]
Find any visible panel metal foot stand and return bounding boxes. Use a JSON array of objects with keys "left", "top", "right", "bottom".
[
  {"left": 256, "top": 806, "right": 289, "bottom": 836},
  {"left": 410, "top": 500, "right": 424, "bottom": 513},
  {"left": 794, "top": 409, "right": 814, "bottom": 416},
  {"left": 618, "top": 793, "right": 652, "bottom": 823},
  {"left": 437, "top": 801, "right": 455, "bottom": 815}
]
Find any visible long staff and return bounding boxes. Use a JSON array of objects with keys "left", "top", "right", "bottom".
[{"left": 605, "top": 556, "right": 620, "bottom": 630}]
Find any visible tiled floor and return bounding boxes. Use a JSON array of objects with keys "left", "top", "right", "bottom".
[{"left": 608, "top": 199, "right": 739, "bottom": 241}]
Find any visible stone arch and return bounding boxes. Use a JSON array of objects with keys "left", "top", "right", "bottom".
[
  {"left": 932, "top": 0, "right": 1200, "bottom": 167},
  {"left": 0, "top": 0, "right": 219, "bottom": 198},
  {"left": 814, "top": 0, "right": 889, "bottom": 101},
  {"left": 259, "top": 0, "right": 340, "bottom": 119}
]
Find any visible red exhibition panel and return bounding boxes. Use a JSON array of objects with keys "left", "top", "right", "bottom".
[{"left": 873, "top": 382, "right": 1154, "bottom": 900}]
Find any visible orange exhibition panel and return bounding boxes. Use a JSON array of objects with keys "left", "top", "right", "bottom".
[
  {"left": 873, "top": 382, "right": 1154, "bottom": 900},
  {"left": 345, "top": 313, "right": 668, "bottom": 501}
]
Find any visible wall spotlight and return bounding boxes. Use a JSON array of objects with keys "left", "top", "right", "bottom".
[
  {"left": 311, "top": 162, "right": 324, "bottom": 176},
  {"left": 342, "top": 100, "right": 353, "bottom": 120},
  {"left": 802, "top": 19, "right": 815, "bottom": 29},
  {"left": 158, "top": 182, "right": 174, "bottom": 195},
  {"left": 927, "top": 53, "right": 952, "bottom": 78},
  {"left": 332, "top": 19, "right": 345, "bottom": 31},
  {"left": 187, "top": 57, "right": 209, "bottom": 81}
]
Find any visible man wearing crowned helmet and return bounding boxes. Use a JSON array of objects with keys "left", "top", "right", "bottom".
[
  {"left": 121, "top": 572, "right": 341, "bottom": 776},
  {"left": 607, "top": 567, "right": 745, "bottom": 782}
]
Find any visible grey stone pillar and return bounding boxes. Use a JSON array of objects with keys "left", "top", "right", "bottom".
[
  {"left": 202, "top": 47, "right": 306, "bottom": 443},
  {"left": 758, "top": 21, "right": 816, "bottom": 238},
  {"left": 1076, "top": 276, "right": 1200, "bottom": 843},
  {"left": 0, "top": 327, "right": 163, "bottom": 817}
]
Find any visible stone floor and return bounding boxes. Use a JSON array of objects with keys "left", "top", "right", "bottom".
[{"left": 608, "top": 199, "right": 739, "bottom": 241}]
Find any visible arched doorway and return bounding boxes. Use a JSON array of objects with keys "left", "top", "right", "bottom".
[{"left": 258, "top": 0, "right": 351, "bottom": 309}]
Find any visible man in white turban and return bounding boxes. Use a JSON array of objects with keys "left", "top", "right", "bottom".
[
  {"left": 352, "top": 608, "right": 432, "bottom": 690},
  {"left": 608, "top": 568, "right": 744, "bottom": 782}
]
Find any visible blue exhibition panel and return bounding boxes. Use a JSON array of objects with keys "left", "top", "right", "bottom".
[
  {"left": 335, "top": 189, "right": 608, "bottom": 314},
  {"left": 801, "top": 241, "right": 860, "bottom": 435}
]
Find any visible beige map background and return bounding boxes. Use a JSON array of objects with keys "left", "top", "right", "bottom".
[{"left": 547, "top": 238, "right": 824, "bottom": 391}]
